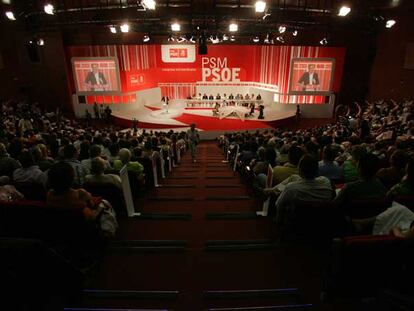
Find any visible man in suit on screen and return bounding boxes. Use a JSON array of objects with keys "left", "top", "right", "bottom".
[
  {"left": 84, "top": 63, "right": 108, "bottom": 91},
  {"left": 297, "top": 64, "right": 319, "bottom": 91}
]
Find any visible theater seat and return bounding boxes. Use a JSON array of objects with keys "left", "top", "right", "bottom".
[
  {"left": 84, "top": 182, "right": 127, "bottom": 217},
  {"left": 0, "top": 238, "right": 84, "bottom": 310},
  {"left": 13, "top": 182, "right": 47, "bottom": 201},
  {"left": 324, "top": 235, "right": 414, "bottom": 300},
  {"left": 280, "top": 200, "right": 349, "bottom": 242},
  {"left": 137, "top": 157, "right": 155, "bottom": 189},
  {"left": 0, "top": 200, "right": 104, "bottom": 266},
  {"left": 394, "top": 196, "right": 414, "bottom": 210},
  {"left": 346, "top": 197, "right": 392, "bottom": 219}
]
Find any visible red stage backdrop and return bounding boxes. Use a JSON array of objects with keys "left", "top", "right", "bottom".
[{"left": 66, "top": 45, "right": 345, "bottom": 104}]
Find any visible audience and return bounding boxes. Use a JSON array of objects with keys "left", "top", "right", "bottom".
[
  {"left": 0, "top": 142, "right": 21, "bottom": 180},
  {"left": 13, "top": 150, "right": 47, "bottom": 188},
  {"left": 272, "top": 145, "right": 304, "bottom": 184},
  {"left": 47, "top": 161, "right": 103, "bottom": 220},
  {"left": 85, "top": 157, "right": 122, "bottom": 190},
  {"left": 274, "top": 155, "right": 334, "bottom": 227},
  {"left": 376, "top": 149, "right": 407, "bottom": 189},
  {"left": 388, "top": 157, "right": 414, "bottom": 199},
  {"left": 113, "top": 148, "right": 144, "bottom": 180},
  {"left": 319, "top": 145, "right": 343, "bottom": 182},
  {"left": 333, "top": 153, "right": 387, "bottom": 208}
]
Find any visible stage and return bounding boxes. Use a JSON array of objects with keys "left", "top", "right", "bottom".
[{"left": 111, "top": 99, "right": 297, "bottom": 132}]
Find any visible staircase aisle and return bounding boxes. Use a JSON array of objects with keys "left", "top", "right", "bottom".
[{"left": 72, "top": 142, "right": 328, "bottom": 311}]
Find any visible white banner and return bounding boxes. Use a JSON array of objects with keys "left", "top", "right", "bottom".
[{"left": 161, "top": 45, "right": 196, "bottom": 63}]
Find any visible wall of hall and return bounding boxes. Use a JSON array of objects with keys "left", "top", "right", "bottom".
[
  {"left": 368, "top": 15, "right": 414, "bottom": 100},
  {"left": 0, "top": 21, "right": 70, "bottom": 111}
]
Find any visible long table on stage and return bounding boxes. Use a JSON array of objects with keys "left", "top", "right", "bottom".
[{"left": 185, "top": 99, "right": 264, "bottom": 108}]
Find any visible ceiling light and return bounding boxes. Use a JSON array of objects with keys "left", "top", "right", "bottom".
[
  {"left": 292, "top": 30, "right": 298, "bottom": 36},
  {"left": 171, "top": 22, "right": 181, "bottom": 32},
  {"left": 229, "top": 23, "right": 238, "bottom": 32},
  {"left": 109, "top": 26, "right": 117, "bottom": 33},
  {"left": 222, "top": 34, "right": 229, "bottom": 41},
  {"left": 263, "top": 13, "right": 271, "bottom": 20},
  {"left": 386, "top": 19, "right": 396, "bottom": 28},
  {"left": 5, "top": 11, "right": 16, "bottom": 21},
  {"left": 278, "top": 25, "right": 286, "bottom": 33},
  {"left": 2, "top": 0, "right": 12, "bottom": 4},
  {"left": 255, "top": 1, "right": 266, "bottom": 13},
  {"left": 120, "top": 23, "right": 130, "bottom": 33},
  {"left": 142, "top": 0, "right": 156, "bottom": 10},
  {"left": 276, "top": 36, "right": 285, "bottom": 43},
  {"left": 253, "top": 36, "right": 260, "bottom": 43},
  {"left": 37, "top": 38, "right": 45, "bottom": 46},
  {"left": 320, "top": 38, "right": 328, "bottom": 45},
  {"left": 143, "top": 35, "right": 150, "bottom": 42},
  {"left": 338, "top": 6, "right": 351, "bottom": 17},
  {"left": 44, "top": 4, "right": 54, "bottom": 15},
  {"left": 230, "top": 35, "right": 236, "bottom": 42}
]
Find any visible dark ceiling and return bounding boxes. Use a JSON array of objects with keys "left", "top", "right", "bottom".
[{"left": 1, "top": 0, "right": 413, "bottom": 37}]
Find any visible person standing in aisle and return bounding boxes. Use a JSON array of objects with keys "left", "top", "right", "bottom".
[{"left": 187, "top": 123, "right": 200, "bottom": 163}]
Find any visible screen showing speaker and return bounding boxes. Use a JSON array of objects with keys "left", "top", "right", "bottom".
[
  {"left": 72, "top": 57, "right": 121, "bottom": 95},
  {"left": 288, "top": 58, "right": 335, "bottom": 95}
]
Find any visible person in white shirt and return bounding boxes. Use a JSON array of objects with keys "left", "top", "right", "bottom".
[{"left": 274, "top": 154, "right": 334, "bottom": 227}]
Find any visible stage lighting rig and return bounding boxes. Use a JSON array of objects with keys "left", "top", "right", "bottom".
[{"left": 141, "top": 0, "right": 156, "bottom": 10}]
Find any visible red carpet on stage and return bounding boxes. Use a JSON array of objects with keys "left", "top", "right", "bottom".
[{"left": 173, "top": 113, "right": 271, "bottom": 131}]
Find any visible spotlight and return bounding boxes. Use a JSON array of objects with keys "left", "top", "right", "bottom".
[
  {"left": 5, "top": 11, "right": 16, "bottom": 21},
  {"left": 37, "top": 38, "right": 45, "bottom": 46},
  {"left": 278, "top": 25, "right": 286, "bottom": 33},
  {"left": 230, "top": 35, "right": 236, "bottom": 42},
  {"left": 292, "top": 30, "right": 298, "bottom": 36},
  {"left": 222, "top": 34, "right": 229, "bottom": 41},
  {"left": 120, "top": 23, "right": 130, "bottom": 33},
  {"left": 386, "top": 19, "right": 396, "bottom": 28},
  {"left": 109, "top": 26, "right": 117, "bottom": 33},
  {"left": 171, "top": 22, "right": 181, "bottom": 32},
  {"left": 168, "top": 35, "right": 175, "bottom": 42},
  {"left": 189, "top": 36, "right": 196, "bottom": 43},
  {"left": 264, "top": 34, "right": 271, "bottom": 44},
  {"left": 255, "top": 1, "right": 266, "bottom": 13},
  {"left": 320, "top": 38, "right": 328, "bottom": 45},
  {"left": 44, "top": 4, "right": 54, "bottom": 15},
  {"left": 177, "top": 36, "right": 187, "bottom": 43},
  {"left": 263, "top": 13, "right": 271, "bottom": 20},
  {"left": 211, "top": 36, "right": 220, "bottom": 44},
  {"left": 229, "top": 23, "right": 238, "bottom": 32},
  {"left": 253, "top": 36, "right": 260, "bottom": 43},
  {"left": 276, "top": 36, "right": 285, "bottom": 43},
  {"left": 142, "top": 0, "right": 156, "bottom": 10},
  {"left": 143, "top": 35, "right": 150, "bottom": 42},
  {"left": 338, "top": 6, "right": 351, "bottom": 17}
]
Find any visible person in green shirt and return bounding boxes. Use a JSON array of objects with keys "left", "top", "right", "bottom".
[
  {"left": 272, "top": 145, "right": 304, "bottom": 185},
  {"left": 388, "top": 157, "right": 414, "bottom": 199},
  {"left": 342, "top": 145, "right": 366, "bottom": 182},
  {"left": 113, "top": 148, "right": 144, "bottom": 180},
  {"left": 334, "top": 153, "right": 387, "bottom": 209}
]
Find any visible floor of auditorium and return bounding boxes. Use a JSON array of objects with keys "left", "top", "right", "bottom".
[{"left": 74, "top": 141, "right": 351, "bottom": 311}]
